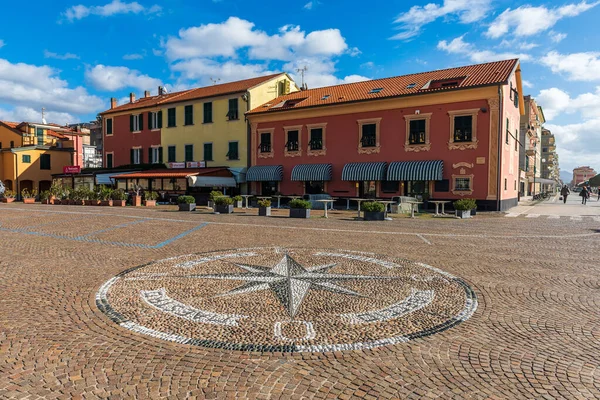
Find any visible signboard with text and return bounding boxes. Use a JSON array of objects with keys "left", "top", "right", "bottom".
[
  {"left": 63, "top": 166, "right": 81, "bottom": 174},
  {"left": 186, "top": 161, "right": 206, "bottom": 168},
  {"left": 168, "top": 162, "right": 186, "bottom": 169}
]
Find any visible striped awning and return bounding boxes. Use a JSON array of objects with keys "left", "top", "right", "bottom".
[
  {"left": 387, "top": 160, "right": 443, "bottom": 181},
  {"left": 246, "top": 165, "right": 283, "bottom": 182},
  {"left": 291, "top": 164, "right": 332, "bottom": 181},
  {"left": 341, "top": 162, "right": 387, "bottom": 181}
]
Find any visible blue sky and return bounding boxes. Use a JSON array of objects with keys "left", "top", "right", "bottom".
[{"left": 0, "top": 0, "right": 599, "bottom": 174}]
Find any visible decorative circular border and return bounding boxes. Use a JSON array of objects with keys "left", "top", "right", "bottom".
[{"left": 96, "top": 248, "right": 478, "bottom": 352}]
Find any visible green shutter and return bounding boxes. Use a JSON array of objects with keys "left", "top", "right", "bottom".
[
  {"left": 139, "top": 114, "right": 143, "bottom": 131},
  {"left": 159, "top": 147, "right": 163, "bottom": 163},
  {"left": 158, "top": 111, "right": 162, "bottom": 128},
  {"left": 130, "top": 115, "right": 134, "bottom": 132},
  {"left": 148, "top": 112, "right": 152, "bottom": 129},
  {"left": 130, "top": 149, "right": 134, "bottom": 164},
  {"left": 148, "top": 148, "right": 153, "bottom": 163}
]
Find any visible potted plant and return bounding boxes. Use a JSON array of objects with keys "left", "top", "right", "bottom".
[
  {"left": 61, "top": 189, "right": 71, "bottom": 205},
  {"left": 177, "top": 195, "right": 196, "bottom": 211},
  {"left": 111, "top": 189, "right": 128, "bottom": 207},
  {"left": 258, "top": 199, "right": 271, "bottom": 216},
  {"left": 1, "top": 190, "right": 16, "bottom": 203},
  {"left": 132, "top": 185, "right": 143, "bottom": 207},
  {"left": 99, "top": 186, "right": 113, "bottom": 206},
  {"left": 40, "top": 190, "right": 51, "bottom": 204},
  {"left": 362, "top": 201, "right": 386, "bottom": 221},
  {"left": 21, "top": 188, "right": 38, "bottom": 204},
  {"left": 49, "top": 182, "right": 62, "bottom": 204},
  {"left": 214, "top": 196, "right": 234, "bottom": 214},
  {"left": 289, "top": 198, "right": 311, "bottom": 219},
  {"left": 88, "top": 189, "right": 100, "bottom": 206},
  {"left": 144, "top": 191, "right": 159, "bottom": 207},
  {"left": 208, "top": 190, "right": 223, "bottom": 208},
  {"left": 453, "top": 198, "right": 477, "bottom": 219},
  {"left": 233, "top": 195, "right": 243, "bottom": 208}
]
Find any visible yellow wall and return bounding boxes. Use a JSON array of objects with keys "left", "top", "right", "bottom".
[
  {"left": 0, "top": 125, "right": 23, "bottom": 148},
  {"left": 0, "top": 148, "right": 72, "bottom": 192}
]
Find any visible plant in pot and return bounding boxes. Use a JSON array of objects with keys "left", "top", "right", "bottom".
[
  {"left": 111, "top": 189, "right": 128, "bottom": 207},
  {"left": 49, "top": 182, "right": 62, "bottom": 204},
  {"left": 232, "top": 195, "right": 243, "bottom": 208},
  {"left": 61, "top": 189, "right": 71, "bottom": 205},
  {"left": 1, "top": 189, "right": 16, "bottom": 203},
  {"left": 208, "top": 190, "right": 223, "bottom": 208},
  {"left": 177, "top": 195, "right": 196, "bottom": 211},
  {"left": 144, "top": 191, "right": 159, "bottom": 207},
  {"left": 132, "top": 185, "right": 143, "bottom": 207},
  {"left": 214, "top": 196, "right": 234, "bottom": 214},
  {"left": 362, "top": 201, "right": 386, "bottom": 221},
  {"left": 39, "top": 190, "right": 51, "bottom": 205},
  {"left": 88, "top": 189, "right": 101, "bottom": 206},
  {"left": 99, "top": 186, "right": 113, "bottom": 206},
  {"left": 453, "top": 198, "right": 477, "bottom": 219},
  {"left": 289, "top": 198, "right": 311, "bottom": 219},
  {"left": 258, "top": 199, "right": 271, "bottom": 216},
  {"left": 21, "top": 188, "right": 38, "bottom": 204}
]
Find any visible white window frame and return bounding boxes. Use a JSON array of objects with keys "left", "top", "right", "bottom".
[
  {"left": 150, "top": 112, "right": 159, "bottom": 131},
  {"left": 151, "top": 147, "right": 161, "bottom": 164},
  {"left": 132, "top": 148, "right": 141, "bottom": 164},
  {"left": 132, "top": 114, "right": 142, "bottom": 132}
]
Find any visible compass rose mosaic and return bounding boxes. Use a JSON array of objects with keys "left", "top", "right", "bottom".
[{"left": 97, "top": 247, "right": 477, "bottom": 352}]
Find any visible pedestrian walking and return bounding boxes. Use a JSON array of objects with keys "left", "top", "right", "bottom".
[
  {"left": 580, "top": 186, "right": 589, "bottom": 205},
  {"left": 560, "top": 185, "right": 570, "bottom": 204}
]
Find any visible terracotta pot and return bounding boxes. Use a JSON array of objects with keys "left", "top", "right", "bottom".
[
  {"left": 144, "top": 200, "right": 156, "bottom": 207},
  {"left": 23, "top": 198, "right": 36, "bottom": 204},
  {"left": 133, "top": 195, "right": 142, "bottom": 207},
  {"left": 113, "top": 200, "right": 126, "bottom": 207},
  {"left": 76, "top": 200, "right": 84, "bottom": 205},
  {"left": 1, "top": 198, "right": 15, "bottom": 203}
]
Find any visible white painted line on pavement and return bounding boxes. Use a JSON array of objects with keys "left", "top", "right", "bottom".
[
  {"left": 416, "top": 234, "right": 432, "bottom": 245},
  {"left": 547, "top": 215, "right": 560, "bottom": 219},
  {"left": 526, "top": 214, "right": 540, "bottom": 218}
]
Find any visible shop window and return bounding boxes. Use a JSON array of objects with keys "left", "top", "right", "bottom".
[
  {"left": 381, "top": 181, "right": 399, "bottom": 193},
  {"left": 305, "top": 181, "right": 325, "bottom": 194}
]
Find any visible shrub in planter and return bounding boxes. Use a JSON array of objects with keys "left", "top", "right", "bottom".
[
  {"left": 362, "top": 201, "right": 386, "bottom": 221},
  {"left": 289, "top": 198, "right": 311, "bottom": 218},
  {"left": 258, "top": 199, "right": 271, "bottom": 216},
  {"left": 232, "top": 195, "right": 243, "bottom": 208},
  {"left": 214, "top": 196, "right": 234, "bottom": 214},
  {"left": 40, "top": 190, "right": 51, "bottom": 204},
  {"left": 453, "top": 198, "right": 477, "bottom": 219},
  {"left": 144, "top": 191, "right": 159, "bottom": 207},
  {"left": 21, "top": 188, "right": 38, "bottom": 204},
  {"left": 177, "top": 195, "right": 196, "bottom": 211},
  {"left": 99, "top": 186, "right": 113, "bottom": 206},
  {"left": 1, "top": 190, "right": 16, "bottom": 203},
  {"left": 111, "top": 189, "right": 128, "bottom": 207},
  {"left": 208, "top": 190, "right": 223, "bottom": 208}
]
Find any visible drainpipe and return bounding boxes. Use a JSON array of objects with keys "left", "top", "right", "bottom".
[
  {"left": 244, "top": 90, "right": 251, "bottom": 195},
  {"left": 496, "top": 85, "right": 503, "bottom": 211},
  {"left": 13, "top": 150, "right": 19, "bottom": 200}
]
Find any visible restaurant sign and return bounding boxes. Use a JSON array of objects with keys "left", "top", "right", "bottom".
[
  {"left": 63, "top": 166, "right": 81, "bottom": 174},
  {"left": 186, "top": 161, "right": 206, "bottom": 168}
]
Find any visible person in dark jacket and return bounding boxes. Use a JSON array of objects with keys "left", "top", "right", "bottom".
[
  {"left": 560, "top": 185, "right": 570, "bottom": 204},
  {"left": 580, "top": 186, "right": 589, "bottom": 205}
]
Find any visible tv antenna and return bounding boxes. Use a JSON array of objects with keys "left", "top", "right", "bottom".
[
  {"left": 42, "top": 107, "right": 47, "bottom": 124},
  {"left": 296, "top": 66, "right": 308, "bottom": 89},
  {"left": 210, "top": 77, "right": 221, "bottom": 85}
]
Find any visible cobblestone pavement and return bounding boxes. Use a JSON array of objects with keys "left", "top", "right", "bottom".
[{"left": 1, "top": 203, "right": 599, "bottom": 399}]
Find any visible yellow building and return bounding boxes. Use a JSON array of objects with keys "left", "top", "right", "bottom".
[{"left": 0, "top": 121, "right": 74, "bottom": 195}]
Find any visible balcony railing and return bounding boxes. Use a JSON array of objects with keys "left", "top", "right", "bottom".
[
  {"left": 309, "top": 140, "right": 323, "bottom": 150},
  {"left": 360, "top": 135, "right": 377, "bottom": 147},
  {"left": 285, "top": 141, "right": 299, "bottom": 152},
  {"left": 259, "top": 143, "right": 272, "bottom": 153}
]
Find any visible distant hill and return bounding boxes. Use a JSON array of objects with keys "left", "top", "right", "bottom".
[{"left": 560, "top": 171, "right": 572, "bottom": 184}]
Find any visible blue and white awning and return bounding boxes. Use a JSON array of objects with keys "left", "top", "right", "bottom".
[
  {"left": 341, "top": 162, "right": 387, "bottom": 181},
  {"left": 246, "top": 165, "right": 283, "bottom": 182},
  {"left": 291, "top": 164, "right": 332, "bottom": 181},
  {"left": 387, "top": 160, "right": 443, "bottom": 181}
]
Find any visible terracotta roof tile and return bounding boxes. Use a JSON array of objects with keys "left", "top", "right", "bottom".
[
  {"left": 47, "top": 130, "right": 67, "bottom": 139},
  {"left": 101, "top": 73, "right": 285, "bottom": 115},
  {"left": 0, "top": 121, "right": 20, "bottom": 129},
  {"left": 248, "top": 59, "right": 519, "bottom": 115}
]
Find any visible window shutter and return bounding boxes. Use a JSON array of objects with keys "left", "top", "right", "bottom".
[
  {"left": 159, "top": 147, "right": 163, "bottom": 163},
  {"left": 148, "top": 112, "right": 152, "bottom": 129},
  {"left": 130, "top": 148, "right": 134, "bottom": 164},
  {"left": 158, "top": 111, "right": 162, "bottom": 128},
  {"left": 148, "top": 148, "right": 153, "bottom": 163},
  {"left": 139, "top": 115, "right": 143, "bottom": 131},
  {"left": 130, "top": 115, "right": 134, "bottom": 132},
  {"left": 140, "top": 149, "right": 144, "bottom": 164}
]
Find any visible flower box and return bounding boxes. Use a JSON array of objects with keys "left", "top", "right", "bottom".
[
  {"left": 144, "top": 200, "right": 156, "bottom": 207},
  {"left": 259, "top": 206, "right": 271, "bottom": 216},
  {"left": 0, "top": 198, "right": 15, "bottom": 203},
  {"left": 290, "top": 208, "right": 311, "bottom": 219},
  {"left": 363, "top": 211, "right": 385, "bottom": 221},
  {"left": 23, "top": 198, "right": 36, "bottom": 204},
  {"left": 113, "top": 200, "right": 126, "bottom": 207},
  {"left": 62, "top": 199, "right": 70, "bottom": 205},
  {"left": 178, "top": 203, "right": 196, "bottom": 212},
  {"left": 216, "top": 204, "right": 234, "bottom": 214},
  {"left": 455, "top": 210, "right": 472, "bottom": 219},
  {"left": 101, "top": 200, "right": 113, "bottom": 206}
]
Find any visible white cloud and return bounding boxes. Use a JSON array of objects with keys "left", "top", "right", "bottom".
[
  {"left": 536, "top": 86, "right": 600, "bottom": 121},
  {"left": 61, "top": 0, "right": 161, "bottom": 22},
  {"left": 437, "top": 36, "right": 530, "bottom": 63},
  {"left": 392, "top": 0, "right": 492, "bottom": 40},
  {"left": 44, "top": 50, "right": 80, "bottom": 60},
  {"left": 549, "top": 31, "right": 567, "bottom": 43},
  {"left": 0, "top": 58, "right": 103, "bottom": 115},
  {"left": 123, "top": 53, "right": 144, "bottom": 60},
  {"left": 540, "top": 51, "right": 600, "bottom": 81},
  {"left": 165, "top": 17, "right": 348, "bottom": 61},
  {"left": 304, "top": 1, "right": 315, "bottom": 10},
  {"left": 0, "top": 106, "right": 77, "bottom": 125},
  {"left": 85, "top": 64, "right": 162, "bottom": 91},
  {"left": 283, "top": 58, "right": 369, "bottom": 88},
  {"left": 171, "top": 59, "right": 275, "bottom": 85},
  {"left": 522, "top": 80, "right": 533, "bottom": 88},
  {"left": 486, "top": 1, "right": 599, "bottom": 39},
  {"left": 499, "top": 39, "right": 538, "bottom": 51},
  {"left": 361, "top": 61, "right": 375, "bottom": 69}
]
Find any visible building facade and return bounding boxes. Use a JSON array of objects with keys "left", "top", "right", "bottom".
[
  {"left": 518, "top": 96, "right": 545, "bottom": 197},
  {"left": 541, "top": 128, "right": 559, "bottom": 187},
  {"left": 247, "top": 59, "right": 525, "bottom": 211},
  {"left": 573, "top": 166, "right": 597, "bottom": 186}
]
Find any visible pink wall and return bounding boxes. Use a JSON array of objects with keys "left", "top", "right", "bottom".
[
  {"left": 63, "top": 133, "right": 83, "bottom": 167},
  {"left": 500, "top": 73, "right": 521, "bottom": 202}
]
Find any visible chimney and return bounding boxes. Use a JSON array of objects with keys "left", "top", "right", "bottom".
[
  {"left": 144, "top": 90, "right": 151, "bottom": 98},
  {"left": 129, "top": 92, "right": 136, "bottom": 103},
  {"left": 158, "top": 86, "right": 164, "bottom": 95},
  {"left": 110, "top": 97, "right": 117, "bottom": 109}
]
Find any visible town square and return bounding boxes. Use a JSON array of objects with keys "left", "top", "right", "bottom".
[{"left": 2, "top": 0, "right": 600, "bottom": 398}]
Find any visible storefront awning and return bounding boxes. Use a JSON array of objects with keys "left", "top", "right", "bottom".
[
  {"left": 188, "top": 176, "right": 237, "bottom": 188},
  {"left": 536, "top": 178, "right": 557, "bottom": 185},
  {"left": 228, "top": 167, "right": 247, "bottom": 184},
  {"left": 341, "top": 162, "right": 387, "bottom": 181},
  {"left": 246, "top": 165, "right": 283, "bottom": 182},
  {"left": 387, "top": 160, "right": 443, "bottom": 181},
  {"left": 96, "top": 171, "right": 132, "bottom": 185},
  {"left": 291, "top": 164, "right": 332, "bottom": 181}
]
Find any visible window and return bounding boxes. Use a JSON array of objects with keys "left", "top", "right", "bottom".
[
  {"left": 321, "top": 95, "right": 330, "bottom": 100},
  {"left": 167, "top": 108, "right": 176, "bottom": 127},
  {"left": 40, "top": 154, "right": 51, "bottom": 170},
  {"left": 506, "top": 118, "right": 510, "bottom": 144},
  {"left": 309, "top": 128, "right": 323, "bottom": 150},
  {"left": 106, "top": 153, "right": 113, "bottom": 169},
  {"left": 203, "top": 102, "right": 212, "bottom": 123},
  {"left": 10, "top": 141, "right": 14, "bottom": 148},
  {"left": 406, "top": 83, "right": 417, "bottom": 89},
  {"left": 149, "top": 147, "right": 163, "bottom": 164},
  {"left": 409, "top": 119, "right": 426, "bottom": 144},
  {"left": 168, "top": 146, "right": 176, "bottom": 163},
  {"left": 514, "top": 180, "right": 517, "bottom": 190},
  {"left": 455, "top": 177, "right": 471, "bottom": 191},
  {"left": 369, "top": 88, "right": 383, "bottom": 94},
  {"left": 260, "top": 132, "right": 272, "bottom": 153},
  {"left": 381, "top": 181, "right": 399, "bottom": 193},
  {"left": 148, "top": 111, "right": 162, "bottom": 130},
  {"left": 514, "top": 130, "right": 518, "bottom": 151},
  {"left": 0, "top": 142, "right": 2, "bottom": 149},
  {"left": 361, "top": 124, "right": 377, "bottom": 147},
  {"left": 106, "top": 118, "right": 113, "bottom": 135},
  {"left": 184, "top": 105, "right": 194, "bottom": 125},
  {"left": 510, "top": 82, "right": 513, "bottom": 100},
  {"left": 131, "top": 148, "right": 141, "bottom": 164},
  {"left": 130, "top": 114, "right": 143, "bottom": 132},
  {"left": 227, "top": 142, "right": 239, "bottom": 160},
  {"left": 185, "top": 145, "right": 194, "bottom": 162},
  {"left": 286, "top": 130, "right": 299, "bottom": 152},
  {"left": 227, "top": 98, "right": 239, "bottom": 120},
  {"left": 22, "top": 155, "right": 31, "bottom": 163},
  {"left": 203, "top": 143, "right": 213, "bottom": 161},
  {"left": 454, "top": 116, "right": 472, "bottom": 142}
]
